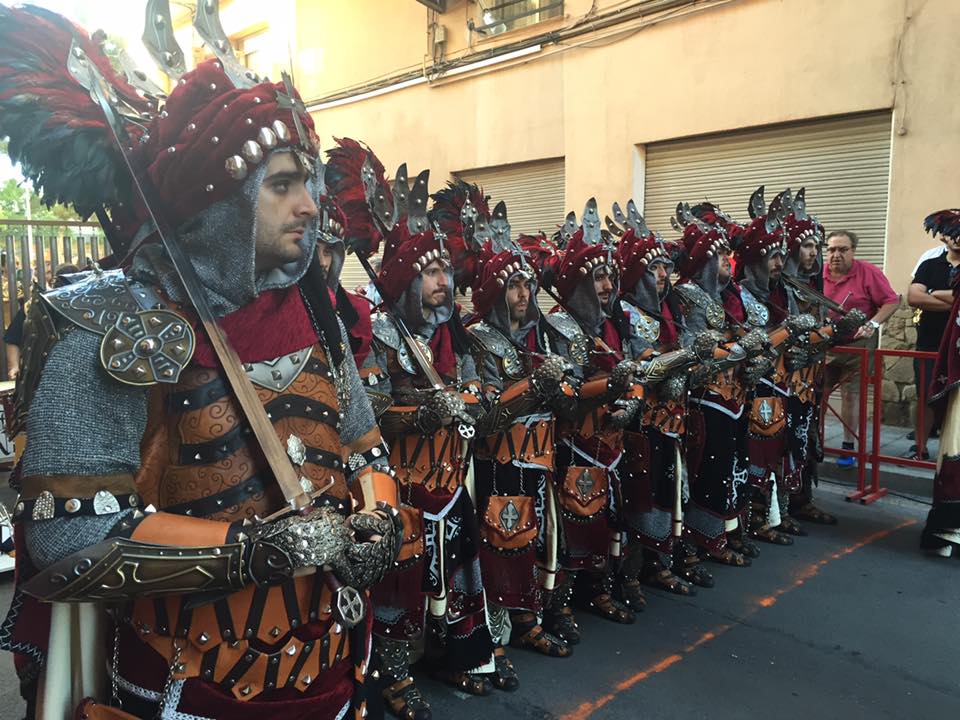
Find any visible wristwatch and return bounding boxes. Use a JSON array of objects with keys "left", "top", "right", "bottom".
[{"left": 867, "top": 320, "right": 880, "bottom": 331}]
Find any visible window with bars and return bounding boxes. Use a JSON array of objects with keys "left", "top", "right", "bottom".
[{"left": 475, "top": 0, "right": 563, "bottom": 36}]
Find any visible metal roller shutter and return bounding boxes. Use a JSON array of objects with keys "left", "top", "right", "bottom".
[
  {"left": 456, "top": 157, "right": 566, "bottom": 237},
  {"left": 643, "top": 112, "right": 893, "bottom": 268},
  {"left": 340, "top": 255, "right": 375, "bottom": 298},
  {"left": 456, "top": 157, "right": 566, "bottom": 312}
]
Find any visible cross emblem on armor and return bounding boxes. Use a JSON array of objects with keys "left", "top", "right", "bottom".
[
  {"left": 759, "top": 399, "right": 773, "bottom": 424},
  {"left": 576, "top": 469, "right": 595, "bottom": 499},
  {"left": 334, "top": 585, "right": 366, "bottom": 629},
  {"left": 499, "top": 500, "right": 520, "bottom": 533}
]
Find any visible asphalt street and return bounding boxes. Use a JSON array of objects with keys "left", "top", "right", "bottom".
[{"left": 0, "top": 485, "right": 954, "bottom": 720}]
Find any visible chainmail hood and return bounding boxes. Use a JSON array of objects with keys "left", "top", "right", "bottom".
[{"left": 132, "top": 149, "right": 319, "bottom": 317}]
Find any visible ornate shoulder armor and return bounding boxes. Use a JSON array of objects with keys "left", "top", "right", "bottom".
[
  {"left": 468, "top": 321, "right": 523, "bottom": 379},
  {"left": 41, "top": 269, "right": 194, "bottom": 386},
  {"left": 621, "top": 300, "right": 660, "bottom": 344},
  {"left": 12, "top": 270, "right": 194, "bottom": 434},
  {"left": 371, "top": 311, "right": 432, "bottom": 376},
  {"left": 674, "top": 282, "right": 725, "bottom": 330},
  {"left": 738, "top": 286, "right": 770, "bottom": 328},
  {"left": 545, "top": 311, "right": 590, "bottom": 366}
]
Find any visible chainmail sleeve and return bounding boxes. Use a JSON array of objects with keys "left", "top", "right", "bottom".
[
  {"left": 22, "top": 327, "right": 149, "bottom": 568},
  {"left": 336, "top": 319, "right": 389, "bottom": 482}
]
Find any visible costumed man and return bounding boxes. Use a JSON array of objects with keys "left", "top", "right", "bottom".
[
  {"left": 308, "top": 139, "right": 378, "bottom": 368},
  {"left": 539, "top": 200, "right": 642, "bottom": 645},
  {"left": 609, "top": 202, "right": 701, "bottom": 599},
  {"left": 779, "top": 189, "right": 840, "bottom": 527},
  {"left": 728, "top": 189, "right": 797, "bottom": 545},
  {"left": 672, "top": 213, "right": 758, "bottom": 573},
  {"left": 0, "top": 5, "right": 403, "bottom": 720},
  {"left": 362, "top": 167, "right": 494, "bottom": 718},
  {"left": 728, "top": 188, "right": 848, "bottom": 545},
  {"left": 448, "top": 198, "right": 579, "bottom": 689},
  {"left": 918, "top": 209, "right": 960, "bottom": 557}
]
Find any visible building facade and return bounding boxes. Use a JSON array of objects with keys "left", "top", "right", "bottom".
[{"left": 179, "top": 0, "right": 960, "bottom": 418}]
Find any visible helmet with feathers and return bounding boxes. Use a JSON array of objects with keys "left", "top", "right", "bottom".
[
  {"left": 924, "top": 209, "right": 960, "bottom": 239},
  {"left": 731, "top": 186, "right": 785, "bottom": 282},
  {"left": 429, "top": 180, "right": 491, "bottom": 294},
  {"left": 0, "top": 3, "right": 318, "bottom": 258}
]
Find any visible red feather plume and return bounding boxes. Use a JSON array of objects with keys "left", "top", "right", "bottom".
[{"left": 325, "top": 137, "right": 392, "bottom": 257}]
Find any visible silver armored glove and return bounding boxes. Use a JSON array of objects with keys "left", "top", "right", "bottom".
[
  {"left": 338, "top": 503, "right": 404, "bottom": 590},
  {"left": 832, "top": 308, "right": 868, "bottom": 340},
  {"left": 608, "top": 397, "right": 642, "bottom": 429},
  {"left": 246, "top": 506, "right": 354, "bottom": 587},
  {"left": 737, "top": 328, "right": 770, "bottom": 358},
  {"left": 416, "top": 389, "right": 475, "bottom": 435},
  {"left": 785, "top": 346, "right": 811, "bottom": 372},
  {"left": 742, "top": 355, "right": 774, "bottom": 386},
  {"left": 691, "top": 329, "right": 724, "bottom": 362},
  {"left": 786, "top": 313, "right": 818, "bottom": 337},
  {"left": 609, "top": 359, "right": 641, "bottom": 393},
  {"left": 532, "top": 353, "right": 575, "bottom": 397}
]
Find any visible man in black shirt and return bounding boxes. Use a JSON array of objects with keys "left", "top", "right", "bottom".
[{"left": 907, "top": 236, "right": 960, "bottom": 459}]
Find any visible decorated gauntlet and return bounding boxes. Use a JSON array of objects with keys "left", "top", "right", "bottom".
[{"left": 24, "top": 503, "right": 404, "bottom": 602}]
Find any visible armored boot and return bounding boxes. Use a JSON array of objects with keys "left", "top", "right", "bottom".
[
  {"left": 377, "top": 638, "right": 432, "bottom": 720},
  {"left": 485, "top": 603, "right": 519, "bottom": 692},
  {"left": 574, "top": 570, "right": 636, "bottom": 625},
  {"left": 672, "top": 538, "right": 715, "bottom": 588},
  {"left": 747, "top": 488, "right": 793, "bottom": 546},
  {"left": 543, "top": 572, "right": 581, "bottom": 645},
  {"left": 613, "top": 543, "right": 649, "bottom": 609},
  {"left": 509, "top": 610, "right": 571, "bottom": 658}
]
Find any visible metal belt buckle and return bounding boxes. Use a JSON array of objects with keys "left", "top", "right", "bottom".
[{"left": 334, "top": 584, "right": 366, "bottom": 629}]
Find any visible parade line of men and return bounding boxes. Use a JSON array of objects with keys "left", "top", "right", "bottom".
[{"left": 0, "top": 5, "right": 886, "bottom": 720}]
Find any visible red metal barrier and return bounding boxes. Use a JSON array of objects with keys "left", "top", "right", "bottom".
[{"left": 820, "top": 345, "right": 937, "bottom": 505}]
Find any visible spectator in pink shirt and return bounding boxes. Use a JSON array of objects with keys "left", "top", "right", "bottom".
[{"left": 822, "top": 230, "right": 900, "bottom": 467}]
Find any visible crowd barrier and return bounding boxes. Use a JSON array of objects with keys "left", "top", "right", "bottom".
[{"left": 820, "top": 345, "right": 938, "bottom": 505}]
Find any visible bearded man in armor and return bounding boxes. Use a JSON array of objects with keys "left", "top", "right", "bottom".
[
  {"left": 671, "top": 216, "right": 758, "bottom": 575},
  {"left": 729, "top": 188, "right": 861, "bottom": 545},
  {"left": 609, "top": 203, "right": 706, "bottom": 601},
  {"left": 358, "top": 167, "right": 494, "bottom": 718},
  {"left": 780, "top": 190, "right": 840, "bottom": 527},
  {"left": 537, "top": 200, "right": 643, "bottom": 644},
  {"left": 451, "top": 200, "right": 581, "bottom": 689},
  {"left": 0, "top": 6, "right": 404, "bottom": 720}
]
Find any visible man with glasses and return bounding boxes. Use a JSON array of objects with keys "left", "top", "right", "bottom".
[{"left": 822, "top": 231, "right": 900, "bottom": 467}]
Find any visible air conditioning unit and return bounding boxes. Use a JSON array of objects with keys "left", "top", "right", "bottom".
[{"left": 416, "top": 0, "right": 447, "bottom": 11}]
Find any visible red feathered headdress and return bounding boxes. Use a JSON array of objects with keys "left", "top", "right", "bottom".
[
  {"left": 378, "top": 166, "right": 449, "bottom": 305},
  {"left": 517, "top": 232, "right": 563, "bottom": 290},
  {"left": 676, "top": 223, "right": 728, "bottom": 282},
  {"left": 616, "top": 229, "right": 675, "bottom": 294},
  {"left": 429, "top": 180, "right": 492, "bottom": 293},
  {"left": 924, "top": 208, "right": 960, "bottom": 239},
  {"left": 0, "top": 5, "right": 151, "bottom": 220},
  {"left": 731, "top": 186, "right": 784, "bottom": 281},
  {"left": 551, "top": 199, "right": 615, "bottom": 302},
  {"left": 325, "top": 137, "right": 394, "bottom": 257},
  {"left": 0, "top": 4, "right": 317, "bottom": 252},
  {"left": 778, "top": 188, "right": 824, "bottom": 256}
]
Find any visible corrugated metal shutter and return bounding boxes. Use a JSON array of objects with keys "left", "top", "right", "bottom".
[
  {"left": 340, "top": 255, "right": 375, "bottom": 298},
  {"left": 456, "top": 158, "right": 566, "bottom": 237},
  {"left": 456, "top": 158, "right": 566, "bottom": 312},
  {"left": 643, "top": 112, "right": 893, "bottom": 268}
]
